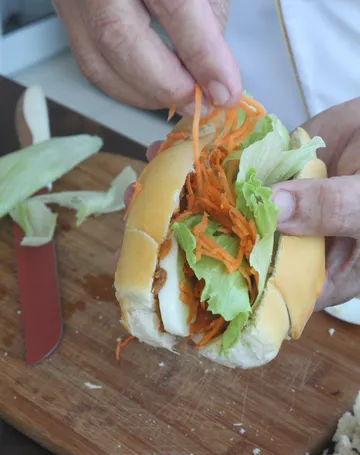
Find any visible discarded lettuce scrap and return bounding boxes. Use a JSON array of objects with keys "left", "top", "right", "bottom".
[{"left": 0, "top": 134, "right": 137, "bottom": 246}]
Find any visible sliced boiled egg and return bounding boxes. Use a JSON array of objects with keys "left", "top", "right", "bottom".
[{"left": 158, "top": 234, "right": 191, "bottom": 336}]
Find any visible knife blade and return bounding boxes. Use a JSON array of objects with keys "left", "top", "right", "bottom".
[{"left": 13, "top": 85, "right": 63, "bottom": 366}]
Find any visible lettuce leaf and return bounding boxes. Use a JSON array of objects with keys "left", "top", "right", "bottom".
[
  {"left": 10, "top": 200, "right": 58, "bottom": 246},
  {"left": 236, "top": 169, "right": 279, "bottom": 301},
  {"left": 0, "top": 135, "right": 103, "bottom": 218},
  {"left": 236, "top": 169, "right": 278, "bottom": 238},
  {"left": 221, "top": 311, "right": 249, "bottom": 353},
  {"left": 217, "top": 170, "right": 280, "bottom": 352},
  {"left": 8, "top": 166, "right": 136, "bottom": 246},
  {"left": 223, "top": 115, "right": 273, "bottom": 167},
  {"left": 237, "top": 114, "right": 325, "bottom": 186},
  {"left": 30, "top": 165, "right": 137, "bottom": 227},
  {"left": 172, "top": 217, "right": 251, "bottom": 322}
]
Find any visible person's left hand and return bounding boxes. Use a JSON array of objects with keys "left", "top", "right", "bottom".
[{"left": 123, "top": 97, "right": 360, "bottom": 311}]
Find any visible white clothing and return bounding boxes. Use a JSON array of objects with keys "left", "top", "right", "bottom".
[{"left": 225, "top": 0, "right": 360, "bottom": 131}]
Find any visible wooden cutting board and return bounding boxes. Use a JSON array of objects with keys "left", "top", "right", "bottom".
[{"left": 1, "top": 151, "right": 360, "bottom": 455}]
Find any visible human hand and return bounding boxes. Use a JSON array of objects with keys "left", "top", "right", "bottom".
[
  {"left": 53, "top": 0, "right": 241, "bottom": 116},
  {"left": 272, "top": 97, "right": 360, "bottom": 310}
]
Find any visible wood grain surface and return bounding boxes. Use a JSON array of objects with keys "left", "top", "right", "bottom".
[{"left": 1, "top": 77, "right": 360, "bottom": 455}]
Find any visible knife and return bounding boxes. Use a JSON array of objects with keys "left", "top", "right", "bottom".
[{"left": 13, "top": 85, "right": 63, "bottom": 366}]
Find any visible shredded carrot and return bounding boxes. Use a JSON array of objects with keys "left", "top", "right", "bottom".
[
  {"left": 168, "top": 105, "right": 176, "bottom": 121},
  {"left": 186, "top": 174, "right": 195, "bottom": 211},
  {"left": 167, "top": 132, "right": 189, "bottom": 141},
  {"left": 124, "top": 181, "right": 143, "bottom": 219},
  {"left": 116, "top": 335, "right": 136, "bottom": 360},
  {"left": 183, "top": 261, "right": 195, "bottom": 279},
  {"left": 189, "top": 307, "right": 211, "bottom": 335},
  {"left": 173, "top": 210, "right": 192, "bottom": 223},
  {"left": 158, "top": 141, "right": 172, "bottom": 154},
  {"left": 178, "top": 336, "right": 191, "bottom": 350},
  {"left": 218, "top": 226, "right": 232, "bottom": 234},
  {"left": 180, "top": 282, "right": 198, "bottom": 324},
  {"left": 153, "top": 86, "right": 268, "bottom": 347},
  {"left": 193, "top": 213, "right": 208, "bottom": 261},
  {"left": 159, "top": 237, "right": 172, "bottom": 259},
  {"left": 194, "top": 317, "right": 227, "bottom": 349},
  {"left": 194, "top": 279, "right": 205, "bottom": 299}
]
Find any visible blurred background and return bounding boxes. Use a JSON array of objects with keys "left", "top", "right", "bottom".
[{"left": 0, "top": 0, "right": 176, "bottom": 147}]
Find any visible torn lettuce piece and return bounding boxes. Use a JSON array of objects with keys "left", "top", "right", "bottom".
[
  {"left": 240, "top": 115, "right": 273, "bottom": 151},
  {"left": 172, "top": 217, "right": 251, "bottom": 322},
  {"left": 8, "top": 166, "right": 137, "bottom": 246},
  {"left": 249, "top": 234, "right": 274, "bottom": 305},
  {"left": 223, "top": 115, "right": 273, "bottom": 167},
  {"left": 221, "top": 311, "right": 249, "bottom": 354},
  {"left": 10, "top": 200, "right": 58, "bottom": 247},
  {"left": 30, "top": 165, "right": 137, "bottom": 226},
  {"left": 237, "top": 114, "right": 325, "bottom": 186},
  {"left": 0, "top": 135, "right": 103, "bottom": 218},
  {"left": 236, "top": 169, "right": 279, "bottom": 304},
  {"left": 236, "top": 169, "right": 279, "bottom": 238}
]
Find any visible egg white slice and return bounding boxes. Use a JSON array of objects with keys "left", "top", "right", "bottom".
[{"left": 158, "top": 234, "right": 191, "bottom": 336}]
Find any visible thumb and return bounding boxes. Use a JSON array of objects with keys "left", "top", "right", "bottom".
[{"left": 271, "top": 175, "right": 360, "bottom": 238}]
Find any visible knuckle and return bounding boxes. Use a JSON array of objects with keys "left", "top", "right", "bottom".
[
  {"left": 144, "top": 0, "right": 187, "bottom": 19},
  {"left": 182, "top": 44, "right": 208, "bottom": 68},
  {"left": 76, "top": 51, "right": 104, "bottom": 86},
  {"left": 209, "top": 0, "right": 231, "bottom": 31},
  {"left": 318, "top": 182, "right": 345, "bottom": 234},
  {"left": 92, "top": 8, "right": 128, "bottom": 52}
]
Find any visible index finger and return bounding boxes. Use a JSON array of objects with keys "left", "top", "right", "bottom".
[{"left": 144, "top": 0, "right": 242, "bottom": 108}]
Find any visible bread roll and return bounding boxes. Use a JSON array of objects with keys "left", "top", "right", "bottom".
[{"left": 115, "top": 115, "right": 327, "bottom": 368}]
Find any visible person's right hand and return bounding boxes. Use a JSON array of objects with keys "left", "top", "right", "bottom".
[{"left": 53, "top": 0, "right": 241, "bottom": 117}]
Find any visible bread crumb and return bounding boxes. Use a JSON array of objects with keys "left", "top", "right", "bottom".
[
  {"left": 324, "top": 391, "right": 360, "bottom": 454},
  {"left": 253, "top": 449, "right": 261, "bottom": 455},
  {"left": 240, "top": 428, "right": 246, "bottom": 435},
  {"left": 4, "top": 352, "right": 8, "bottom": 357},
  {"left": 328, "top": 328, "right": 335, "bottom": 336},
  {"left": 17, "top": 310, "right": 22, "bottom": 315},
  {"left": 84, "top": 382, "right": 103, "bottom": 390}
]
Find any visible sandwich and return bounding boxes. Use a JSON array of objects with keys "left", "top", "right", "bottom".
[{"left": 115, "top": 87, "right": 327, "bottom": 368}]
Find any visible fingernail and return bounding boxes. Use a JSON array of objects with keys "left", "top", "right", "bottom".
[
  {"left": 273, "top": 190, "right": 296, "bottom": 223},
  {"left": 207, "top": 81, "right": 230, "bottom": 106},
  {"left": 178, "top": 101, "right": 212, "bottom": 118}
]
